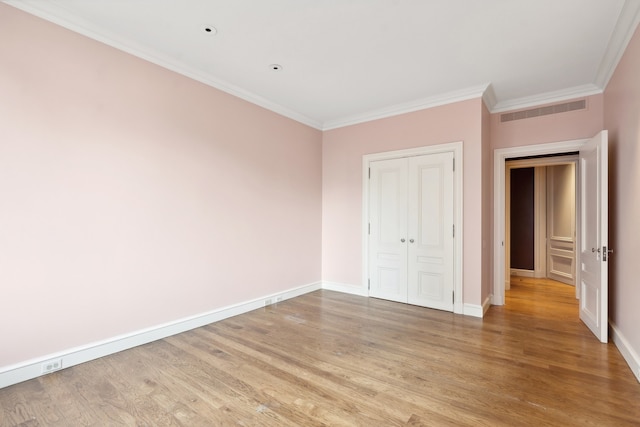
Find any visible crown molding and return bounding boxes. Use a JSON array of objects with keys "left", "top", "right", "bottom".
[
  {"left": 594, "top": 0, "right": 640, "bottom": 90},
  {"left": 5, "top": 0, "right": 637, "bottom": 129},
  {"left": 482, "top": 83, "right": 498, "bottom": 111},
  {"left": 3, "top": 0, "right": 324, "bottom": 130},
  {"left": 322, "top": 84, "right": 490, "bottom": 131},
  {"left": 490, "top": 84, "right": 603, "bottom": 114}
]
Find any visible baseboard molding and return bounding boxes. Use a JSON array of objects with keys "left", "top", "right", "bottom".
[
  {"left": 510, "top": 268, "right": 534, "bottom": 278},
  {"left": 0, "top": 281, "right": 322, "bottom": 389},
  {"left": 321, "top": 281, "right": 369, "bottom": 297},
  {"left": 610, "top": 321, "right": 640, "bottom": 383},
  {"left": 324, "top": 281, "right": 496, "bottom": 321},
  {"left": 482, "top": 295, "right": 492, "bottom": 316},
  {"left": 463, "top": 295, "right": 492, "bottom": 318}
]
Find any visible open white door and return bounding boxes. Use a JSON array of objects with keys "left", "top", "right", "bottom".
[{"left": 578, "top": 131, "right": 608, "bottom": 343}]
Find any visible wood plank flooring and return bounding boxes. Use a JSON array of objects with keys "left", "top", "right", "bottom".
[{"left": 1, "top": 278, "right": 639, "bottom": 426}]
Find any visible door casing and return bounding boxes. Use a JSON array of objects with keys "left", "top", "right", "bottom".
[
  {"left": 362, "top": 142, "right": 463, "bottom": 314},
  {"left": 493, "top": 138, "right": 588, "bottom": 306}
]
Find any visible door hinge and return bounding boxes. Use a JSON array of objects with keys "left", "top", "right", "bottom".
[
  {"left": 452, "top": 224, "right": 455, "bottom": 238},
  {"left": 368, "top": 279, "right": 370, "bottom": 290},
  {"left": 452, "top": 291, "right": 455, "bottom": 304},
  {"left": 368, "top": 167, "right": 371, "bottom": 179},
  {"left": 368, "top": 223, "right": 371, "bottom": 235},
  {"left": 453, "top": 158, "right": 455, "bottom": 171}
]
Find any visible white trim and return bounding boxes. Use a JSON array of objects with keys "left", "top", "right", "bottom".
[
  {"left": 595, "top": 0, "right": 640, "bottom": 90},
  {"left": 483, "top": 295, "right": 492, "bottom": 316},
  {"left": 493, "top": 139, "right": 587, "bottom": 305},
  {"left": 482, "top": 83, "right": 498, "bottom": 112},
  {"left": 321, "top": 281, "right": 369, "bottom": 297},
  {"left": 362, "top": 142, "right": 464, "bottom": 314},
  {"left": 6, "top": 0, "right": 639, "bottom": 129},
  {"left": 463, "top": 295, "right": 492, "bottom": 318},
  {"left": 322, "top": 85, "right": 489, "bottom": 130},
  {"left": 0, "top": 282, "right": 321, "bottom": 389},
  {"left": 610, "top": 322, "right": 640, "bottom": 383}
]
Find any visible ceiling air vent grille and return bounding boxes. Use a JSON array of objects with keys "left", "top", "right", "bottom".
[{"left": 500, "top": 99, "right": 586, "bottom": 122}]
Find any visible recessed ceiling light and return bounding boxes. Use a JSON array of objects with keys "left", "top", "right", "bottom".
[
  {"left": 203, "top": 25, "right": 217, "bottom": 35},
  {"left": 269, "top": 64, "right": 283, "bottom": 71}
]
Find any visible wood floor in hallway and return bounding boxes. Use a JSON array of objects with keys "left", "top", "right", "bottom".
[{"left": 1, "top": 278, "right": 639, "bottom": 426}]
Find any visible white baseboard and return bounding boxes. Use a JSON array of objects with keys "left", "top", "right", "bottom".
[
  {"left": 482, "top": 295, "right": 492, "bottom": 316},
  {"left": 610, "top": 321, "right": 640, "bottom": 383},
  {"left": 321, "top": 281, "right": 369, "bottom": 297},
  {"left": 322, "top": 281, "right": 494, "bottom": 319},
  {"left": 0, "top": 281, "right": 322, "bottom": 389},
  {"left": 463, "top": 303, "right": 483, "bottom": 318},
  {"left": 463, "top": 295, "right": 492, "bottom": 318}
]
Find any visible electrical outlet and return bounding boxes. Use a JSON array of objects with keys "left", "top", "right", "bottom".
[
  {"left": 265, "top": 298, "right": 273, "bottom": 306},
  {"left": 41, "top": 358, "right": 63, "bottom": 374}
]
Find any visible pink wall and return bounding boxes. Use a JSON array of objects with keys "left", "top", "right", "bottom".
[
  {"left": 0, "top": 4, "right": 322, "bottom": 368},
  {"left": 491, "top": 94, "right": 605, "bottom": 149},
  {"left": 3, "top": 0, "right": 638, "bottom": 380},
  {"left": 322, "top": 99, "right": 485, "bottom": 305},
  {"left": 604, "top": 25, "right": 640, "bottom": 364}
]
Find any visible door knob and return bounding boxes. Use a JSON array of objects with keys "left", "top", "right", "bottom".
[
  {"left": 409, "top": 239, "right": 415, "bottom": 243},
  {"left": 401, "top": 238, "right": 405, "bottom": 243}
]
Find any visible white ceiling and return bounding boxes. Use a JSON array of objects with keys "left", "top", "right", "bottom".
[{"left": 5, "top": 0, "right": 640, "bottom": 130}]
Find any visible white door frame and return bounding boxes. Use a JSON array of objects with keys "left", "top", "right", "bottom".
[
  {"left": 493, "top": 138, "right": 586, "bottom": 305},
  {"left": 362, "top": 141, "right": 463, "bottom": 314}
]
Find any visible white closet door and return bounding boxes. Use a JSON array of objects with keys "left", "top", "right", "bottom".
[
  {"left": 407, "top": 152, "right": 454, "bottom": 311},
  {"left": 368, "top": 152, "right": 455, "bottom": 311},
  {"left": 368, "top": 158, "right": 408, "bottom": 303}
]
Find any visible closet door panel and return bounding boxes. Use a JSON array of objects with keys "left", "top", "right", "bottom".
[
  {"left": 407, "top": 153, "right": 454, "bottom": 311},
  {"left": 368, "top": 158, "right": 408, "bottom": 303}
]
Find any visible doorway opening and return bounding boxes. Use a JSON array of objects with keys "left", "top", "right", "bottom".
[
  {"left": 505, "top": 154, "right": 578, "bottom": 296},
  {"left": 493, "top": 138, "right": 588, "bottom": 307},
  {"left": 493, "top": 132, "right": 609, "bottom": 343}
]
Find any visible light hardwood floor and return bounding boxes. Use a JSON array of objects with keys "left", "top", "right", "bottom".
[{"left": 1, "top": 278, "right": 639, "bottom": 426}]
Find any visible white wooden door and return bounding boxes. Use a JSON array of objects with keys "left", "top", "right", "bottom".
[
  {"left": 407, "top": 153, "right": 454, "bottom": 310},
  {"left": 368, "top": 158, "right": 408, "bottom": 303},
  {"left": 578, "top": 131, "right": 608, "bottom": 343},
  {"left": 369, "top": 153, "right": 454, "bottom": 311}
]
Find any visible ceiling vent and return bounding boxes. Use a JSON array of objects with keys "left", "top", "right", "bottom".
[{"left": 500, "top": 99, "right": 586, "bottom": 122}]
